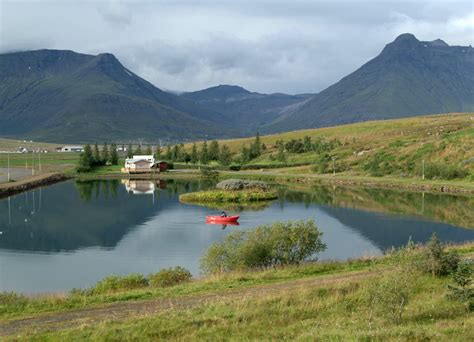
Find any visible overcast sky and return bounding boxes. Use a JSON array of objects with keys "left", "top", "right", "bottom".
[{"left": 0, "top": 0, "right": 473, "bottom": 94}]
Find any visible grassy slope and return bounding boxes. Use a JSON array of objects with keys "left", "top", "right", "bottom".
[
  {"left": 2, "top": 244, "right": 473, "bottom": 340},
  {"left": 186, "top": 113, "right": 474, "bottom": 177}
]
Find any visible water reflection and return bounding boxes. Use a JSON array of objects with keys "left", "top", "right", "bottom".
[{"left": 0, "top": 179, "right": 473, "bottom": 293}]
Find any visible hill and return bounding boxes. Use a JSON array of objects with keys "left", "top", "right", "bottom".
[
  {"left": 0, "top": 50, "right": 235, "bottom": 143},
  {"left": 267, "top": 34, "right": 474, "bottom": 132},
  {"left": 181, "top": 85, "right": 311, "bottom": 133},
  {"left": 185, "top": 113, "right": 474, "bottom": 180}
]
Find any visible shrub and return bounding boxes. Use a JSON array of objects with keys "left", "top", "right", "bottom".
[
  {"left": 363, "top": 151, "right": 395, "bottom": 176},
  {"left": 364, "top": 267, "right": 416, "bottom": 324},
  {"left": 423, "top": 162, "right": 468, "bottom": 180},
  {"left": 405, "top": 233, "right": 461, "bottom": 277},
  {"left": 0, "top": 292, "right": 29, "bottom": 313},
  {"left": 200, "top": 167, "right": 219, "bottom": 180},
  {"left": 200, "top": 220, "right": 326, "bottom": 274},
  {"left": 149, "top": 267, "right": 192, "bottom": 288},
  {"left": 421, "top": 233, "right": 460, "bottom": 277},
  {"left": 91, "top": 273, "right": 148, "bottom": 294},
  {"left": 216, "top": 179, "right": 269, "bottom": 191},
  {"left": 447, "top": 261, "right": 473, "bottom": 312}
]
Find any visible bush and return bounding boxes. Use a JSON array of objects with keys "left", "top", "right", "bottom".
[
  {"left": 149, "top": 267, "right": 192, "bottom": 288},
  {"left": 364, "top": 267, "right": 416, "bottom": 324},
  {"left": 420, "top": 233, "right": 460, "bottom": 277},
  {"left": 200, "top": 167, "right": 219, "bottom": 180},
  {"left": 216, "top": 179, "right": 269, "bottom": 191},
  {"left": 91, "top": 274, "right": 148, "bottom": 294},
  {"left": 200, "top": 220, "right": 326, "bottom": 274},
  {"left": 447, "top": 261, "right": 473, "bottom": 312},
  {"left": 423, "top": 162, "right": 468, "bottom": 180}
]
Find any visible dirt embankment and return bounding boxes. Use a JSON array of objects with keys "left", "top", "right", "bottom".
[{"left": 0, "top": 173, "right": 70, "bottom": 199}]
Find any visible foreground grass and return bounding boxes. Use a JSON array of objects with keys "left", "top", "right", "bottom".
[
  {"left": 0, "top": 259, "right": 376, "bottom": 321},
  {"left": 1, "top": 244, "right": 472, "bottom": 324},
  {"left": 28, "top": 275, "right": 473, "bottom": 341}
]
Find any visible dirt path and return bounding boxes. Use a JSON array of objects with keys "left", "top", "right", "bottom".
[{"left": 0, "top": 270, "right": 374, "bottom": 337}]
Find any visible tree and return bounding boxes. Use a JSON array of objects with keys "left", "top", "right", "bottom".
[
  {"left": 110, "top": 143, "right": 119, "bottom": 165},
  {"left": 154, "top": 142, "right": 161, "bottom": 159},
  {"left": 303, "top": 136, "right": 312, "bottom": 152},
  {"left": 219, "top": 144, "right": 232, "bottom": 166},
  {"left": 209, "top": 140, "right": 220, "bottom": 161},
  {"left": 184, "top": 152, "right": 191, "bottom": 164},
  {"left": 172, "top": 145, "right": 181, "bottom": 161},
  {"left": 250, "top": 132, "right": 262, "bottom": 158},
  {"left": 165, "top": 145, "right": 172, "bottom": 160},
  {"left": 191, "top": 143, "right": 198, "bottom": 164},
  {"left": 93, "top": 143, "right": 100, "bottom": 165},
  {"left": 135, "top": 144, "right": 142, "bottom": 155},
  {"left": 76, "top": 144, "right": 93, "bottom": 172},
  {"left": 146, "top": 145, "right": 152, "bottom": 155},
  {"left": 240, "top": 144, "right": 251, "bottom": 164},
  {"left": 276, "top": 143, "right": 286, "bottom": 163},
  {"left": 101, "top": 142, "right": 109, "bottom": 164},
  {"left": 200, "top": 141, "right": 209, "bottom": 164},
  {"left": 127, "top": 144, "right": 133, "bottom": 158}
]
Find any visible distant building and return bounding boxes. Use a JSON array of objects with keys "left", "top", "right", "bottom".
[
  {"left": 16, "top": 147, "right": 29, "bottom": 153},
  {"left": 59, "top": 145, "right": 84, "bottom": 152},
  {"left": 123, "top": 155, "right": 168, "bottom": 173}
]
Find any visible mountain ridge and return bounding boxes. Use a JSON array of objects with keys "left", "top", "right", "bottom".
[
  {"left": 266, "top": 33, "right": 474, "bottom": 132},
  {"left": 1, "top": 33, "right": 473, "bottom": 142},
  {"left": 0, "top": 49, "right": 235, "bottom": 143}
]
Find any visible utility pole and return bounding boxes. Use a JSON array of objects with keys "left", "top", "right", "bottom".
[
  {"left": 422, "top": 159, "right": 425, "bottom": 180},
  {"left": 31, "top": 151, "right": 35, "bottom": 176},
  {"left": 7, "top": 152, "right": 10, "bottom": 182},
  {"left": 38, "top": 149, "right": 42, "bottom": 172},
  {"left": 332, "top": 156, "right": 336, "bottom": 177}
]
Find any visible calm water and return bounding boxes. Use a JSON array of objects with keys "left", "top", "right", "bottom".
[{"left": 0, "top": 179, "right": 473, "bottom": 293}]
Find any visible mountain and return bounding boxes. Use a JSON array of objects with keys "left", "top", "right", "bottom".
[
  {"left": 181, "top": 85, "right": 311, "bottom": 133},
  {"left": 267, "top": 33, "right": 474, "bottom": 132},
  {"left": 0, "top": 49, "right": 233, "bottom": 143}
]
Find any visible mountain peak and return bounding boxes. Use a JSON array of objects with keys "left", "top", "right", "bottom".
[
  {"left": 393, "top": 33, "right": 419, "bottom": 43},
  {"left": 427, "top": 39, "right": 449, "bottom": 47}
]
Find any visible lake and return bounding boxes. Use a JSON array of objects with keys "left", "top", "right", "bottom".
[{"left": 0, "top": 179, "right": 473, "bottom": 293}]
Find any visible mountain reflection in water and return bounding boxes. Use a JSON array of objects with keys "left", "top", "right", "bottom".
[{"left": 0, "top": 179, "right": 472, "bottom": 293}]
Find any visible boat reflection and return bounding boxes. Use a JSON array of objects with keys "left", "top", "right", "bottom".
[{"left": 205, "top": 221, "right": 240, "bottom": 229}]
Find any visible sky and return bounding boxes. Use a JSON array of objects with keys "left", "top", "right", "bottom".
[{"left": 0, "top": 0, "right": 473, "bottom": 94}]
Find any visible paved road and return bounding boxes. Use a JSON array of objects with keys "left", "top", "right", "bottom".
[{"left": 0, "top": 167, "right": 32, "bottom": 183}]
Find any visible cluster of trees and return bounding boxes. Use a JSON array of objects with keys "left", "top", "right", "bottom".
[
  {"left": 126, "top": 144, "right": 153, "bottom": 158},
  {"left": 277, "top": 136, "right": 341, "bottom": 154},
  {"left": 154, "top": 140, "right": 233, "bottom": 166},
  {"left": 77, "top": 143, "right": 119, "bottom": 172}
]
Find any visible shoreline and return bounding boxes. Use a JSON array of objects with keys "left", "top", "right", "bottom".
[
  {"left": 0, "top": 173, "right": 71, "bottom": 199},
  {"left": 220, "top": 171, "right": 474, "bottom": 195},
  {"left": 0, "top": 169, "right": 473, "bottom": 198}
]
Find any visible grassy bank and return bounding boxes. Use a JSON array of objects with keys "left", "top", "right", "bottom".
[
  {"left": 1, "top": 242, "right": 473, "bottom": 340},
  {"left": 179, "top": 189, "right": 278, "bottom": 203}
]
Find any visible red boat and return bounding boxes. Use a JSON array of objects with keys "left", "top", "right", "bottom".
[{"left": 206, "top": 215, "right": 240, "bottom": 223}]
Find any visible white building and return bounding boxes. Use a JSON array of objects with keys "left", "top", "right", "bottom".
[
  {"left": 60, "top": 145, "right": 84, "bottom": 152},
  {"left": 124, "top": 155, "right": 155, "bottom": 173}
]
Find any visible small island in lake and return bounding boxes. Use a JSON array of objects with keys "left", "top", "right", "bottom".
[{"left": 179, "top": 179, "right": 278, "bottom": 204}]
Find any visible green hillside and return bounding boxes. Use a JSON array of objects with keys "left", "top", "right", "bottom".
[{"left": 186, "top": 113, "right": 474, "bottom": 180}]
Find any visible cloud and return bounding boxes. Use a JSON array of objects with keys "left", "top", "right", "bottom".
[{"left": 0, "top": 0, "right": 473, "bottom": 94}]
